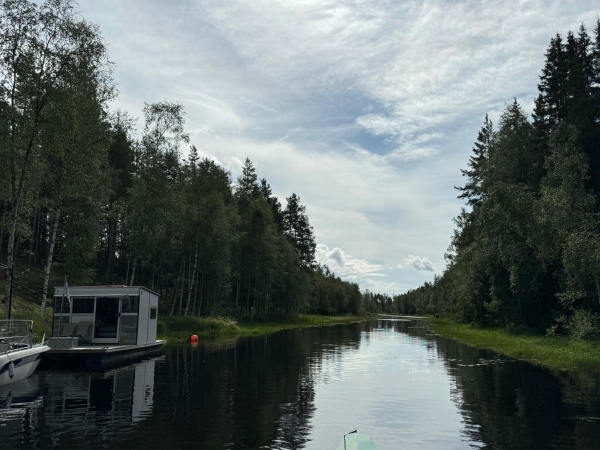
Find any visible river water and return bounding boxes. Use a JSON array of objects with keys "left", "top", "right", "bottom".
[{"left": 1, "top": 319, "right": 600, "bottom": 449}]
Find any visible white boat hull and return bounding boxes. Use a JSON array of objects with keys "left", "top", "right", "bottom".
[{"left": 0, "top": 345, "right": 50, "bottom": 387}]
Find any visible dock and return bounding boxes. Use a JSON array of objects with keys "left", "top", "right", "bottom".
[{"left": 44, "top": 340, "right": 166, "bottom": 370}]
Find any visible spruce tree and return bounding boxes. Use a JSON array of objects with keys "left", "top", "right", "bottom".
[
  {"left": 457, "top": 114, "right": 495, "bottom": 206},
  {"left": 534, "top": 34, "right": 567, "bottom": 141},
  {"left": 235, "top": 158, "right": 260, "bottom": 214},
  {"left": 260, "top": 178, "right": 284, "bottom": 231},
  {"left": 283, "top": 194, "right": 316, "bottom": 271}
]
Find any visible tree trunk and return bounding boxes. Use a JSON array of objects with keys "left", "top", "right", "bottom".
[
  {"left": 130, "top": 256, "right": 138, "bottom": 285},
  {"left": 28, "top": 213, "right": 39, "bottom": 267},
  {"left": 184, "top": 246, "right": 198, "bottom": 316},
  {"left": 105, "top": 216, "right": 117, "bottom": 283},
  {"left": 191, "top": 270, "right": 201, "bottom": 316},
  {"left": 4, "top": 213, "right": 17, "bottom": 317},
  {"left": 40, "top": 206, "right": 61, "bottom": 315},
  {"left": 196, "top": 272, "right": 204, "bottom": 316},
  {"left": 33, "top": 212, "right": 42, "bottom": 267},
  {"left": 170, "top": 262, "right": 184, "bottom": 317},
  {"left": 125, "top": 255, "right": 131, "bottom": 286},
  {"left": 151, "top": 261, "right": 156, "bottom": 291},
  {"left": 179, "top": 253, "right": 191, "bottom": 316}
]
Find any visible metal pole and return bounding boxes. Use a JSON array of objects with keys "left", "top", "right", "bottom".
[{"left": 58, "top": 291, "right": 65, "bottom": 323}]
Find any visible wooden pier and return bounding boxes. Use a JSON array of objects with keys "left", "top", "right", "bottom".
[{"left": 43, "top": 340, "right": 166, "bottom": 370}]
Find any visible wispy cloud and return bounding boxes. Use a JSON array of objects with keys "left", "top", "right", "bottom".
[{"left": 80, "top": 0, "right": 600, "bottom": 292}]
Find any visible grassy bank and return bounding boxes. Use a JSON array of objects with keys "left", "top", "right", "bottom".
[
  {"left": 428, "top": 318, "right": 600, "bottom": 372},
  {"left": 158, "top": 314, "right": 369, "bottom": 342}
]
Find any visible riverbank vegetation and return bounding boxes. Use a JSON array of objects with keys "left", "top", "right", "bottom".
[
  {"left": 0, "top": 0, "right": 388, "bottom": 321},
  {"left": 429, "top": 318, "right": 600, "bottom": 372},
  {"left": 395, "top": 23, "right": 600, "bottom": 342},
  {"left": 157, "top": 314, "right": 368, "bottom": 342}
]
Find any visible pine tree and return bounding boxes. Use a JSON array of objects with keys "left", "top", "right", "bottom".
[
  {"left": 260, "top": 178, "right": 283, "bottom": 230},
  {"left": 534, "top": 34, "right": 567, "bottom": 142},
  {"left": 235, "top": 158, "right": 260, "bottom": 214},
  {"left": 592, "top": 20, "right": 600, "bottom": 109},
  {"left": 457, "top": 114, "right": 495, "bottom": 205},
  {"left": 283, "top": 194, "right": 316, "bottom": 271}
]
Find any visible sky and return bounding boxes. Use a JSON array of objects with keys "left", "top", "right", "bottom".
[{"left": 78, "top": 0, "right": 599, "bottom": 295}]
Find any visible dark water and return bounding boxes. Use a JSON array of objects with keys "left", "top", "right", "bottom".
[{"left": 1, "top": 319, "right": 600, "bottom": 449}]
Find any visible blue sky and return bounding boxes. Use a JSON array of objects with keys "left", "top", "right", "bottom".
[{"left": 79, "top": 0, "right": 599, "bottom": 294}]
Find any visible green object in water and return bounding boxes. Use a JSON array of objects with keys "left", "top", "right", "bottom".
[{"left": 334, "top": 430, "right": 380, "bottom": 450}]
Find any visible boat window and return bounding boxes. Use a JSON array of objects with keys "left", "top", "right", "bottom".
[
  {"left": 121, "top": 295, "right": 139, "bottom": 314},
  {"left": 150, "top": 307, "right": 157, "bottom": 319},
  {"left": 119, "top": 314, "right": 138, "bottom": 345},
  {"left": 72, "top": 297, "right": 95, "bottom": 314}
]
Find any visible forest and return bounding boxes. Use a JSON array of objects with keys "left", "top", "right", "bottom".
[
  {"left": 396, "top": 22, "right": 600, "bottom": 339},
  {"left": 0, "top": 0, "right": 381, "bottom": 320}
]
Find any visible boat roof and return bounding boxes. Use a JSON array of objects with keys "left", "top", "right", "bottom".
[{"left": 53, "top": 285, "right": 160, "bottom": 297}]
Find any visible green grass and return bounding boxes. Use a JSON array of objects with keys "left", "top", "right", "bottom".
[
  {"left": 158, "top": 314, "right": 368, "bottom": 343},
  {"left": 1, "top": 295, "right": 53, "bottom": 342},
  {"left": 428, "top": 318, "right": 600, "bottom": 372}
]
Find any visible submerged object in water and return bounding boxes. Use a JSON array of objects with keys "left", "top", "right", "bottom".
[{"left": 335, "top": 430, "right": 380, "bottom": 450}]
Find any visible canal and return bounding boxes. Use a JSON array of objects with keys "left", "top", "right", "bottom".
[{"left": 1, "top": 319, "right": 600, "bottom": 449}]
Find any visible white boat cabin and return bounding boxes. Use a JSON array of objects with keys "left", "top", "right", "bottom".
[{"left": 52, "top": 286, "right": 159, "bottom": 345}]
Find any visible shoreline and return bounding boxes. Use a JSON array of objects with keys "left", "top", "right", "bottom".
[
  {"left": 427, "top": 318, "right": 600, "bottom": 372},
  {"left": 157, "top": 314, "right": 374, "bottom": 343}
]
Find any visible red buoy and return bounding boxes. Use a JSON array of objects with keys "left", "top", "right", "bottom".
[{"left": 190, "top": 334, "right": 198, "bottom": 343}]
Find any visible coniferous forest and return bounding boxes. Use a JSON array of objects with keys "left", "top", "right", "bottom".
[
  {"left": 397, "top": 23, "right": 600, "bottom": 339},
  {"left": 0, "top": 0, "right": 369, "bottom": 320}
]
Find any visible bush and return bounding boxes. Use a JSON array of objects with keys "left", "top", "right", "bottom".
[
  {"left": 549, "top": 309, "right": 600, "bottom": 340},
  {"left": 565, "top": 309, "right": 600, "bottom": 341}
]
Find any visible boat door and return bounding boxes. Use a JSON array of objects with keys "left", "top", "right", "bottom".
[{"left": 93, "top": 297, "right": 121, "bottom": 344}]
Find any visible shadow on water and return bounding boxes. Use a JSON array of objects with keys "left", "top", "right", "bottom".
[{"left": 1, "top": 319, "right": 600, "bottom": 449}]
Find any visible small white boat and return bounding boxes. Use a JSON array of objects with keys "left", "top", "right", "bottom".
[{"left": 0, "top": 320, "right": 49, "bottom": 387}]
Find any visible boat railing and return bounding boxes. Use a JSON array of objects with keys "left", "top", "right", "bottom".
[{"left": 0, "top": 320, "right": 34, "bottom": 351}]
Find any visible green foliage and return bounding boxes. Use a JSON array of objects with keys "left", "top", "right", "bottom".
[
  {"left": 398, "top": 23, "right": 600, "bottom": 339},
  {"left": 283, "top": 193, "right": 316, "bottom": 271},
  {"left": 0, "top": 1, "right": 366, "bottom": 322}
]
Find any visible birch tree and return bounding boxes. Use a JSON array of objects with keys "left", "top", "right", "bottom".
[{"left": 0, "top": 0, "right": 112, "bottom": 315}]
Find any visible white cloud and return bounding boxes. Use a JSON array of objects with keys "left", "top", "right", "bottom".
[
  {"left": 316, "top": 244, "right": 404, "bottom": 294},
  {"left": 399, "top": 255, "right": 436, "bottom": 272},
  {"left": 78, "top": 0, "right": 600, "bottom": 293}
]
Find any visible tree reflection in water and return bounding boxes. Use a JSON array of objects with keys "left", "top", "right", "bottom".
[
  {"left": 398, "top": 320, "right": 600, "bottom": 450},
  {"left": 2, "top": 320, "right": 600, "bottom": 449}
]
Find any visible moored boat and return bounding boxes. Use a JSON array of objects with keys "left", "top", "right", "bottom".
[{"left": 0, "top": 320, "right": 50, "bottom": 387}]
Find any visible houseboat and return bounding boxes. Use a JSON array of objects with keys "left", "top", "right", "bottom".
[{"left": 46, "top": 286, "right": 165, "bottom": 370}]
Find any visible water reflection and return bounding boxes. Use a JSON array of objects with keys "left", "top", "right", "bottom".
[
  {"left": 0, "top": 357, "right": 159, "bottom": 449},
  {"left": 1, "top": 320, "right": 600, "bottom": 449}
]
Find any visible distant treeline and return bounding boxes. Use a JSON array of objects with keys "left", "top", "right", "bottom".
[
  {"left": 0, "top": 0, "right": 385, "bottom": 319},
  {"left": 397, "top": 23, "right": 600, "bottom": 339}
]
